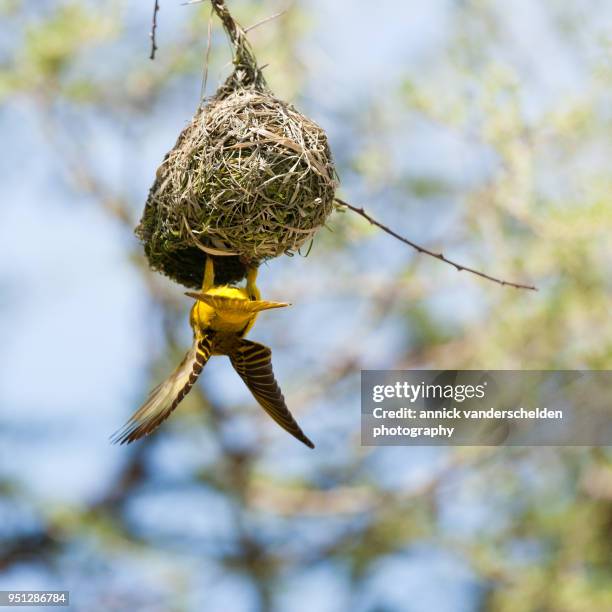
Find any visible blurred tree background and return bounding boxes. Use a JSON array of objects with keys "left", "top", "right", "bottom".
[{"left": 1, "top": 1, "right": 612, "bottom": 610}]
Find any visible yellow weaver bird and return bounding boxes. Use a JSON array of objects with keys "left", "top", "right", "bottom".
[{"left": 112, "top": 258, "right": 314, "bottom": 449}]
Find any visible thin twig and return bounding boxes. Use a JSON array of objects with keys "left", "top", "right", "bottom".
[
  {"left": 244, "top": 10, "right": 287, "bottom": 33},
  {"left": 149, "top": 0, "right": 160, "bottom": 60},
  {"left": 335, "top": 197, "right": 537, "bottom": 291}
]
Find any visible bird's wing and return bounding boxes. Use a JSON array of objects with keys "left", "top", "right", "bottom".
[
  {"left": 111, "top": 334, "right": 213, "bottom": 444},
  {"left": 229, "top": 339, "right": 314, "bottom": 449}
]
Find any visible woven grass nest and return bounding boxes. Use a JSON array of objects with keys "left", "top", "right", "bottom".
[
  {"left": 137, "top": 2, "right": 337, "bottom": 288},
  {"left": 138, "top": 89, "right": 336, "bottom": 287}
]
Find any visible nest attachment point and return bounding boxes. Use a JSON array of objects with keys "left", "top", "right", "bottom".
[{"left": 137, "top": 88, "right": 337, "bottom": 288}]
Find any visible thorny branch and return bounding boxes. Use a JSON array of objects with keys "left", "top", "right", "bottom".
[{"left": 335, "top": 197, "right": 537, "bottom": 291}]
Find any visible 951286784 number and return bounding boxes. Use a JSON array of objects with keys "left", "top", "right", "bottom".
[{"left": 0, "top": 591, "right": 69, "bottom": 607}]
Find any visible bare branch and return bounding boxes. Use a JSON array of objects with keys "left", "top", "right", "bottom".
[
  {"left": 335, "top": 197, "right": 537, "bottom": 291},
  {"left": 150, "top": 0, "right": 160, "bottom": 60}
]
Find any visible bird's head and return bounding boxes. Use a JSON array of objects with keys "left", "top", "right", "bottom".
[{"left": 187, "top": 286, "right": 289, "bottom": 333}]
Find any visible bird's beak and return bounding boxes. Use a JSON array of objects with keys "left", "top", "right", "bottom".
[{"left": 248, "top": 300, "right": 291, "bottom": 312}]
